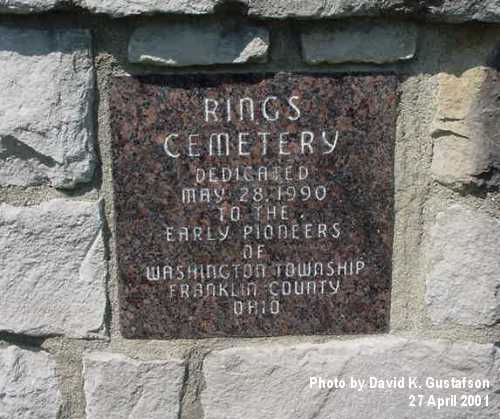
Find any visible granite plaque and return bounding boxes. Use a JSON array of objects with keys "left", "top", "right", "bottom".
[{"left": 110, "top": 73, "right": 397, "bottom": 339}]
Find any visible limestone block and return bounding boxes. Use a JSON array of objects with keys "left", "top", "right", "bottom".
[
  {"left": 431, "top": 67, "right": 500, "bottom": 188},
  {"left": 0, "top": 0, "right": 63, "bottom": 14},
  {"left": 0, "top": 345, "right": 61, "bottom": 419},
  {"left": 0, "top": 26, "right": 96, "bottom": 188},
  {"left": 83, "top": 352, "right": 185, "bottom": 419},
  {"left": 202, "top": 336, "right": 499, "bottom": 418},
  {"left": 76, "top": 0, "right": 218, "bottom": 17},
  {"left": 301, "top": 23, "right": 417, "bottom": 64},
  {"left": 247, "top": 0, "right": 500, "bottom": 23},
  {"left": 129, "top": 22, "right": 269, "bottom": 66},
  {"left": 424, "top": 205, "right": 500, "bottom": 327},
  {"left": 0, "top": 199, "right": 107, "bottom": 337}
]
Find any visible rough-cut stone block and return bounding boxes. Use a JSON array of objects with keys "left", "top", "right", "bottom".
[
  {"left": 301, "top": 23, "right": 416, "bottom": 64},
  {"left": 0, "top": 0, "right": 63, "bottom": 14},
  {"left": 424, "top": 205, "right": 500, "bottom": 327},
  {"left": 431, "top": 67, "right": 500, "bottom": 189},
  {"left": 4, "top": 0, "right": 500, "bottom": 22},
  {"left": 429, "top": 0, "right": 500, "bottom": 22},
  {"left": 247, "top": 0, "right": 500, "bottom": 23},
  {"left": 129, "top": 23, "right": 269, "bottom": 67},
  {"left": 76, "top": 0, "right": 218, "bottom": 17},
  {"left": 0, "top": 199, "right": 106, "bottom": 338},
  {"left": 83, "top": 352, "right": 185, "bottom": 419},
  {"left": 0, "top": 26, "right": 96, "bottom": 189},
  {"left": 0, "top": 345, "right": 61, "bottom": 419},
  {"left": 202, "top": 336, "right": 499, "bottom": 419}
]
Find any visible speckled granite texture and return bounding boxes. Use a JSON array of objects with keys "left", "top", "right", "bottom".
[{"left": 110, "top": 73, "right": 397, "bottom": 339}]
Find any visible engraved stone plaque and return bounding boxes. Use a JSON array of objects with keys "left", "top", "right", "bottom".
[{"left": 110, "top": 73, "right": 397, "bottom": 339}]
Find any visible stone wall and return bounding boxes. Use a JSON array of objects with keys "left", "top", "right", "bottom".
[{"left": 0, "top": 1, "right": 499, "bottom": 418}]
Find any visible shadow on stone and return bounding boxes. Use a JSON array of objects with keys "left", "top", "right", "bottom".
[{"left": 0, "top": 135, "right": 58, "bottom": 168}]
